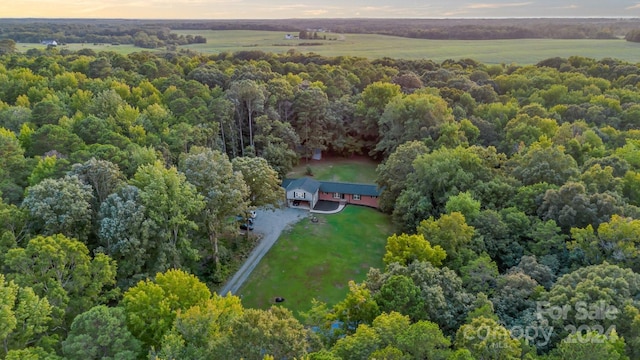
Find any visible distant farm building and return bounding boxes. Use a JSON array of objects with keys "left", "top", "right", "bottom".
[{"left": 41, "top": 40, "right": 57, "bottom": 46}]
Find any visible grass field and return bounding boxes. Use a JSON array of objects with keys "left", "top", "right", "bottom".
[
  {"left": 18, "top": 30, "right": 640, "bottom": 64},
  {"left": 173, "top": 30, "right": 640, "bottom": 64},
  {"left": 287, "top": 156, "right": 379, "bottom": 183},
  {"left": 238, "top": 205, "right": 391, "bottom": 317}
]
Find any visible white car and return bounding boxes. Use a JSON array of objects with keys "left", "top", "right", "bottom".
[{"left": 248, "top": 210, "right": 257, "bottom": 219}]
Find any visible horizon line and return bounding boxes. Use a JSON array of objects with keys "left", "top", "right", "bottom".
[{"left": 2, "top": 16, "right": 640, "bottom": 21}]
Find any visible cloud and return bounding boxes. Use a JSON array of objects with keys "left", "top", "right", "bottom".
[
  {"left": 303, "top": 9, "right": 329, "bottom": 15},
  {"left": 467, "top": 2, "right": 532, "bottom": 9},
  {"left": 5, "top": 0, "right": 640, "bottom": 19}
]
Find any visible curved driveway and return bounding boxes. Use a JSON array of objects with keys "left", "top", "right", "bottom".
[{"left": 218, "top": 207, "right": 307, "bottom": 295}]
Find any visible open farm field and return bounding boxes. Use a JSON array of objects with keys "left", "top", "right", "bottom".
[
  {"left": 173, "top": 30, "right": 640, "bottom": 64},
  {"left": 17, "top": 30, "right": 640, "bottom": 64},
  {"left": 238, "top": 206, "right": 391, "bottom": 317}
]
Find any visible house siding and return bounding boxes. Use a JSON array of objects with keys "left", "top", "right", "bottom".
[
  {"left": 285, "top": 178, "right": 380, "bottom": 209},
  {"left": 351, "top": 194, "right": 378, "bottom": 208},
  {"left": 318, "top": 191, "right": 379, "bottom": 208},
  {"left": 286, "top": 188, "right": 318, "bottom": 208}
]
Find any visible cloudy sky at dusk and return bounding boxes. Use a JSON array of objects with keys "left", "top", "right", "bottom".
[{"left": 3, "top": 0, "right": 640, "bottom": 19}]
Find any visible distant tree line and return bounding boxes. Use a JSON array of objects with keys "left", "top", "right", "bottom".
[
  {"left": 298, "top": 30, "right": 326, "bottom": 40},
  {"left": 0, "top": 20, "right": 206, "bottom": 48},
  {"left": 1, "top": 18, "right": 638, "bottom": 46},
  {"left": 625, "top": 29, "right": 640, "bottom": 43}
]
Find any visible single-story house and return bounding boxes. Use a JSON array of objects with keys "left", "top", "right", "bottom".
[{"left": 282, "top": 177, "right": 381, "bottom": 209}]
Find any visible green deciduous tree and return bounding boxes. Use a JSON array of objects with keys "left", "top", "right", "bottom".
[
  {"left": 0, "top": 197, "right": 27, "bottom": 267},
  {"left": 231, "top": 156, "right": 283, "bottom": 209},
  {"left": 528, "top": 219, "right": 567, "bottom": 265},
  {"left": 375, "top": 90, "right": 453, "bottom": 157},
  {"left": 445, "top": 191, "right": 481, "bottom": 222},
  {"left": 548, "top": 329, "right": 628, "bottom": 360},
  {"left": 26, "top": 124, "right": 85, "bottom": 158},
  {"left": 492, "top": 271, "right": 541, "bottom": 329},
  {"left": 97, "top": 185, "right": 149, "bottom": 287},
  {"left": 0, "top": 274, "right": 52, "bottom": 357},
  {"left": 580, "top": 164, "right": 622, "bottom": 194},
  {"left": 27, "top": 155, "right": 70, "bottom": 187},
  {"left": 5, "top": 234, "right": 116, "bottom": 331},
  {"left": 5, "top": 346, "right": 61, "bottom": 360},
  {"left": 156, "top": 293, "right": 244, "bottom": 359},
  {"left": 22, "top": 175, "right": 93, "bottom": 241},
  {"left": 472, "top": 208, "right": 530, "bottom": 271},
  {"left": 383, "top": 233, "right": 446, "bottom": 267},
  {"left": 331, "top": 324, "right": 380, "bottom": 360},
  {"left": 396, "top": 319, "right": 451, "bottom": 360},
  {"left": 253, "top": 115, "right": 299, "bottom": 178},
  {"left": 538, "top": 181, "right": 623, "bottom": 233},
  {"left": 376, "top": 140, "right": 429, "bottom": 213},
  {"left": 331, "top": 312, "right": 451, "bottom": 360},
  {"left": 180, "top": 147, "right": 250, "bottom": 276},
  {"left": 354, "top": 82, "right": 402, "bottom": 153},
  {"left": 292, "top": 86, "right": 330, "bottom": 159},
  {"left": 130, "top": 161, "right": 205, "bottom": 271},
  {"left": 459, "top": 253, "right": 499, "bottom": 296},
  {"left": 367, "top": 261, "right": 473, "bottom": 335},
  {"left": 122, "top": 269, "right": 211, "bottom": 350},
  {"left": 329, "top": 281, "right": 380, "bottom": 337},
  {"left": 542, "top": 262, "right": 640, "bottom": 350},
  {"left": 510, "top": 137, "right": 579, "bottom": 186},
  {"left": 504, "top": 114, "right": 559, "bottom": 151},
  {"left": 455, "top": 316, "right": 522, "bottom": 360},
  {"left": 30, "top": 100, "right": 65, "bottom": 127},
  {"left": 373, "top": 275, "right": 424, "bottom": 322},
  {"left": 70, "top": 157, "right": 125, "bottom": 205},
  {"left": 228, "top": 79, "right": 265, "bottom": 151},
  {"left": 417, "top": 212, "right": 474, "bottom": 266},
  {"left": 0, "top": 128, "right": 29, "bottom": 204},
  {"left": 61, "top": 305, "right": 142, "bottom": 360},
  {"left": 392, "top": 146, "right": 496, "bottom": 232},
  {"left": 222, "top": 306, "right": 310, "bottom": 360},
  {"left": 87, "top": 89, "right": 125, "bottom": 120},
  {"left": 0, "top": 39, "right": 16, "bottom": 55},
  {"left": 569, "top": 215, "right": 640, "bottom": 272}
]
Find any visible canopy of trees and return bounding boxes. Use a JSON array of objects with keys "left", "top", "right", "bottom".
[{"left": 2, "top": 37, "right": 640, "bottom": 358}]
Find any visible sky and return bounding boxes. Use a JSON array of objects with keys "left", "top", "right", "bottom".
[{"left": 2, "top": 0, "right": 640, "bottom": 19}]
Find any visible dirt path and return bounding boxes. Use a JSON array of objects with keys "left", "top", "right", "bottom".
[{"left": 218, "top": 207, "right": 307, "bottom": 295}]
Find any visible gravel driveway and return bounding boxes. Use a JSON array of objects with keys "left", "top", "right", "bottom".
[{"left": 218, "top": 206, "right": 307, "bottom": 295}]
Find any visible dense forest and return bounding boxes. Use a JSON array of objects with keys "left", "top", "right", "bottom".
[
  {"left": 3, "top": 39, "right": 640, "bottom": 359},
  {"left": 2, "top": 18, "right": 640, "bottom": 48}
]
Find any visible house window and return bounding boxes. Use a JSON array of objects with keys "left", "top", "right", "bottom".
[
  {"left": 333, "top": 192, "right": 341, "bottom": 199},
  {"left": 353, "top": 194, "right": 361, "bottom": 200},
  {"left": 294, "top": 191, "right": 305, "bottom": 199}
]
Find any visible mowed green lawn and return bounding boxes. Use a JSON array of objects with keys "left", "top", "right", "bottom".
[
  {"left": 287, "top": 156, "right": 379, "bottom": 183},
  {"left": 238, "top": 205, "right": 391, "bottom": 316}
]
